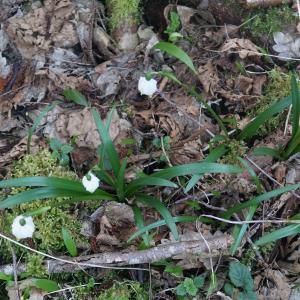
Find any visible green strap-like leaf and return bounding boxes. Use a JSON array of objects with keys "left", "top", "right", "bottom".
[
  {"left": 0, "top": 187, "right": 114, "bottom": 209},
  {"left": 255, "top": 224, "right": 300, "bottom": 246},
  {"left": 291, "top": 74, "right": 300, "bottom": 138},
  {"left": 253, "top": 147, "right": 283, "bottom": 160},
  {"left": 135, "top": 194, "right": 179, "bottom": 240},
  {"left": 238, "top": 95, "right": 292, "bottom": 140},
  {"left": 184, "top": 145, "right": 227, "bottom": 193},
  {"left": 63, "top": 89, "right": 90, "bottom": 107},
  {"left": 152, "top": 162, "right": 242, "bottom": 180},
  {"left": 62, "top": 227, "right": 78, "bottom": 257},
  {"left": 116, "top": 158, "right": 127, "bottom": 200},
  {"left": 0, "top": 177, "right": 114, "bottom": 199},
  {"left": 132, "top": 205, "right": 150, "bottom": 246},
  {"left": 221, "top": 182, "right": 300, "bottom": 219},
  {"left": 153, "top": 42, "right": 197, "bottom": 74},
  {"left": 125, "top": 177, "right": 178, "bottom": 197},
  {"left": 91, "top": 108, "right": 120, "bottom": 176},
  {"left": 230, "top": 204, "right": 258, "bottom": 255},
  {"left": 284, "top": 128, "right": 300, "bottom": 158},
  {"left": 127, "top": 216, "right": 213, "bottom": 242},
  {"left": 31, "top": 278, "right": 60, "bottom": 292}
]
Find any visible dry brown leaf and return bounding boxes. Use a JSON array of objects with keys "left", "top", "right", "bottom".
[
  {"left": 198, "top": 60, "right": 219, "bottom": 96},
  {"left": 234, "top": 75, "right": 253, "bottom": 94},
  {"left": 221, "top": 38, "right": 260, "bottom": 59}
]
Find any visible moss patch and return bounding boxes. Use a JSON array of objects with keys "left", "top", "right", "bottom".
[
  {"left": 243, "top": 4, "right": 296, "bottom": 39},
  {"left": 249, "top": 69, "right": 293, "bottom": 136},
  {"left": 107, "top": 0, "right": 141, "bottom": 29},
  {"left": 0, "top": 150, "right": 86, "bottom": 262}
]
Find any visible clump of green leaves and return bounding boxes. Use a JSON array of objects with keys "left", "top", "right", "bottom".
[
  {"left": 23, "top": 254, "right": 47, "bottom": 279},
  {"left": 50, "top": 138, "right": 73, "bottom": 166},
  {"left": 224, "top": 261, "right": 257, "bottom": 300},
  {"left": 164, "top": 11, "right": 183, "bottom": 42},
  {"left": 175, "top": 276, "right": 205, "bottom": 299},
  {"left": 243, "top": 5, "right": 296, "bottom": 39},
  {"left": 152, "top": 135, "right": 171, "bottom": 161}
]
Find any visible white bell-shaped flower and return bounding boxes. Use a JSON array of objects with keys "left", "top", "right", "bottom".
[
  {"left": 11, "top": 215, "right": 35, "bottom": 240},
  {"left": 138, "top": 76, "right": 157, "bottom": 96},
  {"left": 82, "top": 172, "right": 100, "bottom": 193}
]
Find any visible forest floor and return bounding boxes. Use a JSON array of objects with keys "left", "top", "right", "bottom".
[{"left": 1, "top": 0, "right": 300, "bottom": 299}]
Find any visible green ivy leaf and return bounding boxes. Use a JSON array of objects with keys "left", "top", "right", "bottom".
[
  {"left": 229, "top": 262, "right": 253, "bottom": 291},
  {"left": 175, "top": 283, "right": 187, "bottom": 296},
  {"left": 165, "top": 264, "right": 183, "bottom": 277},
  {"left": 238, "top": 290, "right": 258, "bottom": 300},
  {"left": 194, "top": 276, "right": 205, "bottom": 289},
  {"left": 224, "top": 283, "right": 234, "bottom": 297},
  {"left": 183, "top": 278, "right": 198, "bottom": 296}
]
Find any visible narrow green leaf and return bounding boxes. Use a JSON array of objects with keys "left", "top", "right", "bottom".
[
  {"left": 0, "top": 177, "right": 113, "bottom": 198},
  {"left": 152, "top": 162, "right": 242, "bottom": 180},
  {"left": 221, "top": 183, "right": 300, "bottom": 219},
  {"left": 255, "top": 224, "right": 300, "bottom": 246},
  {"left": 135, "top": 194, "right": 179, "bottom": 240},
  {"left": 63, "top": 89, "right": 89, "bottom": 107},
  {"left": 238, "top": 95, "right": 292, "bottom": 140},
  {"left": 253, "top": 147, "right": 283, "bottom": 160},
  {"left": 31, "top": 278, "right": 59, "bottom": 292},
  {"left": 291, "top": 74, "right": 300, "bottom": 138},
  {"left": 0, "top": 272, "right": 13, "bottom": 282},
  {"left": 91, "top": 107, "right": 120, "bottom": 176},
  {"left": 153, "top": 42, "right": 197, "bottom": 74},
  {"left": 184, "top": 145, "right": 226, "bottom": 193},
  {"left": 94, "top": 169, "right": 115, "bottom": 187},
  {"left": 125, "top": 177, "right": 178, "bottom": 197},
  {"left": 230, "top": 204, "right": 258, "bottom": 255},
  {"left": 62, "top": 227, "right": 78, "bottom": 257},
  {"left": 27, "top": 103, "right": 56, "bottom": 154},
  {"left": 157, "top": 70, "right": 182, "bottom": 85},
  {"left": 0, "top": 187, "right": 114, "bottom": 209},
  {"left": 116, "top": 158, "right": 127, "bottom": 200},
  {"left": 132, "top": 205, "right": 150, "bottom": 246},
  {"left": 128, "top": 216, "right": 199, "bottom": 242},
  {"left": 284, "top": 128, "right": 300, "bottom": 158}
]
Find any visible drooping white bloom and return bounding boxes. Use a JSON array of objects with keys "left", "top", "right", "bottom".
[
  {"left": 11, "top": 215, "right": 35, "bottom": 240},
  {"left": 82, "top": 172, "right": 100, "bottom": 193},
  {"left": 138, "top": 76, "right": 157, "bottom": 96}
]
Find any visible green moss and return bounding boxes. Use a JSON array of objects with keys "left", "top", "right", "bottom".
[
  {"left": 107, "top": 0, "right": 141, "bottom": 30},
  {"left": 0, "top": 150, "right": 86, "bottom": 261},
  {"left": 24, "top": 254, "right": 47, "bottom": 278},
  {"left": 220, "top": 140, "right": 247, "bottom": 165},
  {"left": 249, "top": 69, "right": 293, "bottom": 136},
  {"left": 243, "top": 4, "right": 296, "bottom": 39},
  {"left": 75, "top": 281, "right": 148, "bottom": 300}
]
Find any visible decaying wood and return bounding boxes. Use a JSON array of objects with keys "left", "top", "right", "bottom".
[
  {"left": 243, "top": 0, "right": 293, "bottom": 8},
  {"left": 0, "top": 235, "right": 232, "bottom": 276}
]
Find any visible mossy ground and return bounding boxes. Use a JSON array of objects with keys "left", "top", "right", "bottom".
[
  {"left": 243, "top": 4, "right": 296, "bottom": 39},
  {"left": 0, "top": 150, "right": 87, "bottom": 262}
]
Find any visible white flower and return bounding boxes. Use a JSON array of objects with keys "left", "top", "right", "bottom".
[
  {"left": 82, "top": 172, "right": 100, "bottom": 193},
  {"left": 138, "top": 76, "right": 157, "bottom": 96},
  {"left": 11, "top": 215, "right": 35, "bottom": 240}
]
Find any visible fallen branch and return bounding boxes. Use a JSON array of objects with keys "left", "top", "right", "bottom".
[
  {"left": 0, "top": 235, "right": 232, "bottom": 276},
  {"left": 243, "top": 0, "right": 293, "bottom": 8}
]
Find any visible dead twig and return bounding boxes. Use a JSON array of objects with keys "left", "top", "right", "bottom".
[{"left": 0, "top": 234, "right": 232, "bottom": 276}]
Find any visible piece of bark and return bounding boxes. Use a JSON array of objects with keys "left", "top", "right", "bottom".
[
  {"left": 243, "top": 0, "right": 293, "bottom": 8},
  {"left": 0, "top": 234, "right": 232, "bottom": 276}
]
